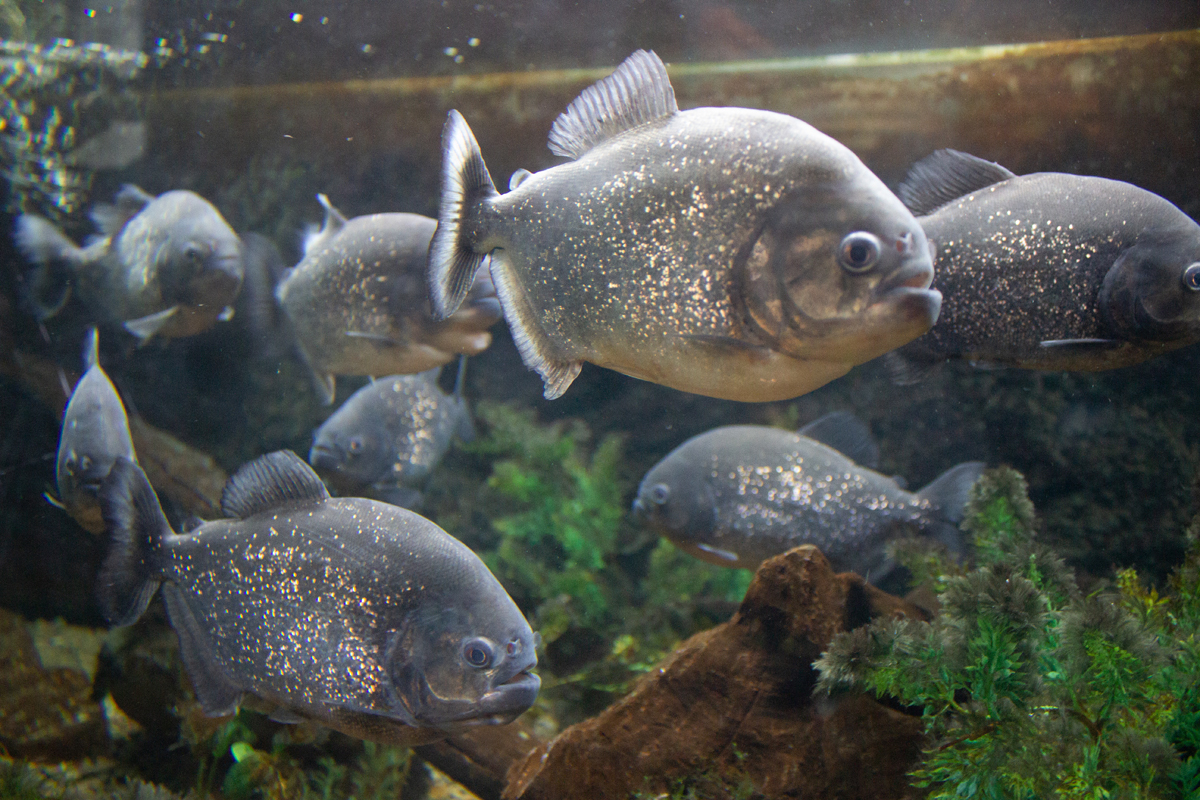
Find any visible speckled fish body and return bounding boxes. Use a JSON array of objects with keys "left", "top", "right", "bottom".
[
  {"left": 893, "top": 149, "right": 1200, "bottom": 376},
  {"left": 309, "top": 367, "right": 473, "bottom": 507},
  {"left": 632, "top": 418, "right": 982, "bottom": 579},
  {"left": 15, "top": 185, "right": 244, "bottom": 341},
  {"left": 429, "top": 50, "right": 938, "bottom": 401},
  {"left": 53, "top": 329, "right": 136, "bottom": 533},
  {"left": 276, "top": 195, "right": 501, "bottom": 404},
  {"left": 98, "top": 451, "right": 539, "bottom": 745}
]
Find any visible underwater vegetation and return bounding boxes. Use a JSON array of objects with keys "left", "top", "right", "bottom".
[
  {"left": 817, "top": 466, "right": 1200, "bottom": 799},
  {"left": 430, "top": 401, "right": 753, "bottom": 723}
]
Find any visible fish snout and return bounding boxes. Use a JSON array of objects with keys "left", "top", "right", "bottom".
[
  {"left": 308, "top": 443, "right": 342, "bottom": 472},
  {"left": 631, "top": 496, "right": 647, "bottom": 520}
]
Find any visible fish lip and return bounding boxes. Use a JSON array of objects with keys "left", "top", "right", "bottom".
[
  {"left": 474, "top": 669, "right": 541, "bottom": 722},
  {"left": 876, "top": 261, "right": 935, "bottom": 296},
  {"left": 308, "top": 445, "right": 341, "bottom": 471}
]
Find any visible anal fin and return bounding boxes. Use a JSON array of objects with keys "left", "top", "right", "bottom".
[
  {"left": 161, "top": 583, "right": 242, "bottom": 716},
  {"left": 489, "top": 250, "right": 581, "bottom": 399},
  {"left": 124, "top": 306, "right": 178, "bottom": 342}
]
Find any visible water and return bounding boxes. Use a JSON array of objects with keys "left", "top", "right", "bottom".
[{"left": 1, "top": 2, "right": 1199, "bottom": 798}]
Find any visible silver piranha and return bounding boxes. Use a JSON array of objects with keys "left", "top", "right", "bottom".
[
  {"left": 48, "top": 328, "right": 136, "bottom": 533},
  {"left": 309, "top": 359, "right": 475, "bottom": 509},
  {"left": 889, "top": 149, "right": 1200, "bottom": 380},
  {"left": 276, "top": 194, "right": 501, "bottom": 404},
  {"left": 632, "top": 411, "right": 983, "bottom": 583},
  {"left": 97, "top": 450, "right": 539, "bottom": 745},
  {"left": 428, "top": 50, "right": 938, "bottom": 401},
  {"left": 15, "top": 184, "right": 244, "bottom": 341}
]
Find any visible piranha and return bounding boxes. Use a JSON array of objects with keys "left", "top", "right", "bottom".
[
  {"left": 276, "top": 194, "right": 501, "bottom": 404},
  {"left": 632, "top": 411, "right": 983, "bottom": 582},
  {"left": 47, "top": 328, "right": 136, "bottom": 533},
  {"left": 428, "top": 49, "right": 938, "bottom": 401},
  {"left": 98, "top": 450, "right": 540, "bottom": 744},
  {"left": 309, "top": 358, "right": 474, "bottom": 509},
  {"left": 15, "top": 185, "right": 244, "bottom": 341},
  {"left": 889, "top": 149, "right": 1200, "bottom": 379}
]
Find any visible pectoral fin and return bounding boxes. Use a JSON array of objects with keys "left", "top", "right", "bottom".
[
  {"left": 696, "top": 542, "right": 740, "bottom": 563},
  {"left": 677, "top": 333, "right": 774, "bottom": 362},
  {"left": 1038, "top": 338, "right": 1123, "bottom": 353}
]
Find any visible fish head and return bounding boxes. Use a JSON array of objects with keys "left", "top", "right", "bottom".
[
  {"left": 384, "top": 584, "right": 539, "bottom": 730},
  {"left": 736, "top": 176, "right": 940, "bottom": 364},
  {"left": 155, "top": 195, "right": 245, "bottom": 309},
  {"left": 309, "top": 415, "right": 392, "bottom": 488},
  {"left": 1099, "top": 225, "right": 1200, "bottom": 344},
  {"left": 57, "top": 366, "right": 134, "bottom": 498},
  {"left": 632, "top": 451, "right": 719, "bottom": 546}
]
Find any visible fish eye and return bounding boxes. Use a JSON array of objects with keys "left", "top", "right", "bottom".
[
  {"left": 462, "top": 637, "right": 495, "bottom": 669},
  {"left": 183, "top": 243, "right": 206, "bottom": 263},
  {"left": 838, "top": 232, "right": 882, "bottom": 273},
  {"left": 649, "top": 483, "right": 670, "bottom": 505},
  {"left": 1183, "top": 263, "right": 1200, "bottom": 292}
]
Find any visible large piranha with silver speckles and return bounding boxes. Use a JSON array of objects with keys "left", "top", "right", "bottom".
[{"left": 428, "top": 49, "right": 939, "bottom": 401}]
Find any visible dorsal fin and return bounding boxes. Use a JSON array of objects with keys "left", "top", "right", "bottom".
[
  {"left": 221, "top": 450, "right": 330, "bottom": 519},
  {"left": 302, "top": 194, "right": 348, "bottom": 256},
  {"left": 898, "top": 149, "right": 1017, "bottom": 216},
  {"left": 799, "top": 411, "right": 880, "bottom": 470},
  {"left": 91, "top": 184, "right": 155, "bottom": 236},
  {"left": 547, "top": 49, "right": 678, "bottom": 160},
  {"left": 82, "top": 327, "right": 100, "bottom": 371}
]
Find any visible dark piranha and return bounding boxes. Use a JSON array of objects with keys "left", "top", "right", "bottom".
[
  {"left": 891, "top": 149, "right": 1200, "bottom": 379},
  {"left": 98, "top": 450, "right": 539, "bottom": 744}
]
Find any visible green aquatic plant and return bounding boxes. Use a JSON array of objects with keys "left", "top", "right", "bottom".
[
  {"left": 817, "top": 465, "right": 1200, "bottom": 799},
  {"left": 200, "top": 711, "right": 416, "bottom": 800},
  {"left": 454, "top": 403, "right": 755, "bottom": 713},
  {"left": 467, "top": 402, "right": 628, "bottom": 631}
]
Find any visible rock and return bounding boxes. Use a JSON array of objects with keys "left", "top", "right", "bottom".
[
  {"left": 503, "top": 546, "right": 929, "bottom": 800},
  {"left": 0, "top": 608, "right": 107, "bottom": 760}
]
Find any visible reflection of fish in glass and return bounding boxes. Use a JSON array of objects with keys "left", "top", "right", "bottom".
[
  {"left": 98, "top": 451, "right": 540, "bottom": 744},
  {"left": 633, "top": 412, "right": 982, "bottom": 584},
  {"left": 47, "top": 328, "right": 136, "bottom": 534},
  {"left": 890, "top": 149, "right": 1200, "bottom": 380},
  {"left": 276, "top": 194, "right": 501, "bottom": 404},
  {"left": 429, "top": 50, "right": 938, "bottom": 402},
  {"left": 310, "top": 359, "right": 474, "bottom": 509},
  {"left": 15, "top": 184, "right": 244, "bottom": 342}
]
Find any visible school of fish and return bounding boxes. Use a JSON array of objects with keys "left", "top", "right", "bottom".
[{"left": 21, "top": 49, "right": 1200, "bottom": 747}]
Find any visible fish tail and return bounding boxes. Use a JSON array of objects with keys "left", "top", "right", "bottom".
[
  {"left": 916, "top": 461, "right": 986, "bottom": 557},
  {"left": 14, "top": 214, "right": 84, "bottom": 321},
  {"left": 97, "top": 457, "right": 173, "bottom": 626},
  {"left": 428, "top": 110, "right": 498, "bottom": 321}
]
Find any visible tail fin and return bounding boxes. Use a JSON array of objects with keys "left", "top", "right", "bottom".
[
  {"left": 98, "top": 457, "right": 173, "bottom": 626},
  {"left": 14, "top": 215, "right": 85, "bottom": 320},
  {"left": 428, "top": 110, "right": 497, "bottom": 321},
  {"left": 916, "top": 461, "right": 985, "bottom": 556},
  {"left": 14, "top": 214, "right": 85, "bottom": 267}
]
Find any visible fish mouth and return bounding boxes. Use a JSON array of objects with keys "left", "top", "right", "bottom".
[
  {"left": 472, "top": 669, "right": 541, "bottom": 725},
  {"left": 876, "top": 261, "right": 935, "bottom": 295},
  {"left": 308, "top": 445, "right": 342, "bottom": 472}
]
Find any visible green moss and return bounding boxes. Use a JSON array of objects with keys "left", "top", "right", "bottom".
[{"left": 817, "top": 466, "right": 1200, "bottom": 799}]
